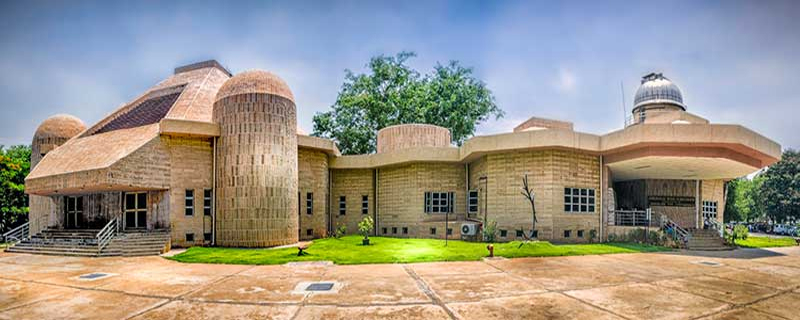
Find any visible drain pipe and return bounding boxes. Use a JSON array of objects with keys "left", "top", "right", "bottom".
[
  {"left": 599, "top": 155, "right": 604, "bottom": 242},
  {"left": 212, "top": 137, "right": 217, "bottom": 246},
  {"left": 374, "top": 169, "right": 379, "bottom": 236}
]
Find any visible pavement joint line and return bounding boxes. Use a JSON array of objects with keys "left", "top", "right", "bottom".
[
  {"left": 558, "top": 291, "right": 635, "bottom": 320},
  {"left": 687, "top": 285, "right": 800, "bottom": 320},
  {"left": 123, "top": 265, "right": 258, "bottom": 319},
  {"left": 403, "top": 265, "right": 458, "bottom": 320}
]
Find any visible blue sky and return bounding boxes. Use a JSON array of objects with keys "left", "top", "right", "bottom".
[{"left": 0, "top": 0, "right": 798, "bottom": 150}]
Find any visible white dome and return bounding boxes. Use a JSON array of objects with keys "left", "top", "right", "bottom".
[{"left": 633, "top": 73, "right": 685, "bottom": 110}]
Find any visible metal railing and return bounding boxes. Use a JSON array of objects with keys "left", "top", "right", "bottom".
[
  {"left": 97, "top": 218, "right": 118, "bottom": 254},
  {"left": 2, "top": 222, "right": 29, "bottom": 244},
  {"left": 612, "top": 209, "right": 659, "bottom": 227},
  {"left": 706, "top": 218, "right": 724, "bottom": 238},
  {"left": 661, "top": 214, "right": 690, "bottom": 246}
]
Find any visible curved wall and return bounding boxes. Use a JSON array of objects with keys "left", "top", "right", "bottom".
[
  {"left": 213, "top": 75, "right": 298, "bottom": 247},
  {"left": 377, "top": 124, "right": 451, "bottom": 153}
]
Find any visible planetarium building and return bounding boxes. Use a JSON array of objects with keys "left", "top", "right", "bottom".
[{"left": 10, "top": 60, "right": 781, "bottom": 255}]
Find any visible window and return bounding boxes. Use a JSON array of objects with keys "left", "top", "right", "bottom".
[
  {"left": 531, "top": 230, "right": 538, "bottom": 238},
  {"left": 124, "top": 192, "right": 147, "bottom": 229},
  {"left": 382, "top": 227, "right": 388, "bottom": 234},
  {"left": 500, "top": 230, "right": 508, "bottom": 237},
  {"left": 516, "top": 230, "right": 523, "bottom": 237},
  {"left": 402, "top": 227, "right": 408, "bottom": 234},
  {"left": 564, "top": 188, "right": 595, "bottom": 213},
  {"left": 185, "top": 189, "right": 194, "bottom": 216},
  {"left": 468, "top": 190, "right": 479, "bottom": 213},
  {"left": 186, "top": 233, "right": 195, "bottom": 242},
  {"left": 65, "top": 196, "right": 83, "bottom": 228},
  {"left": 577, "top": 230, "right": 584, "bottom": 238},
  {"left": 203, "top": 233, "right": 212, "bottom": 241},
  {"left": 203, "top": 189, "right": 212, "bottom": 216},
  {"left": 424, "top": 192, "right": 455, "bottom": 213},
  {"left": 306, "top": 193, "right": 313, "bottom": 215},
  {"left": 361, "top": 195, "right": 369, "bottom": 214},
  {"left": 392, "top": 227, "right": 397, "bottom": 234},
  {"left": 447, "top": 228, "right": 453, "bottom": 235},
  {"left": 339, "top": 196, "right": 346, "bottom": 215},
  {"left": 702, "top": 201, "right": 718, "bottom": 219},
  {"left": 430, "top": 228, "right": 437, "bottom": 235},
  {"left": 306, "top": 229, "right": 313, "bottom": 236},
  {"left": 564, "top": 230, "right": 571, "bottom": 238}
]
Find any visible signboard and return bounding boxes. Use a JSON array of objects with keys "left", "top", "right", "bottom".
[{"left": 648, "top": 196, "right": 695, "bottom": 207}]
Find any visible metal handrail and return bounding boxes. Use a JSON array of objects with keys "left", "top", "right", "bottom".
[
  {"left": 97, "top": 219, "right": 118, "bottom": 253},
  {"left": 661, "top": 214, "right": 690, "bottom": 245},
  {"left": 2, "top": 222, "right": 29, "bottom": 244},
  {"left": 612, "top": 209, "right": 659, "bottom": 227},
  {"left": 706, "top": 219, "right": 724, "bottom": 238}
]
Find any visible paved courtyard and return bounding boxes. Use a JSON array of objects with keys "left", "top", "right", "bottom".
[{"left": 0, "top": 246, "right": 798, "bottom": 320}]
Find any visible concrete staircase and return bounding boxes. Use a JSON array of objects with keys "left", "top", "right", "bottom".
[
  {"left": 103, "top": 230, "right": 171, "bottom": 256},
  {"left": 5, "top": 229, "right": 170, "bottom": 257},
  {"left": 6, "top": 229, "right": 102, "bottom": 256},
  {"left": 687, "top": 228, "right": 732, "bottom": 251}
]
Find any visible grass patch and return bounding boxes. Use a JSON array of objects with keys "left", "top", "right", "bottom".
[
  {"left": 167, "top": 235, "right": 670, "bottom": 265},
  {"left": 736, "top": 236, "right": 797, "bottom": 248}
]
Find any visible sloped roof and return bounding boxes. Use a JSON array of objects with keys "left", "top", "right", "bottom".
[{"left": 27, "top": 124, "right": 159, "bottom": 181}]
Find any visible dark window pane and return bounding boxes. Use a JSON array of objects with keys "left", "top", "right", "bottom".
[
  {"left": 126, "top": 194, "right": 135, "bottom": 210},
  {"left": 138, "top": 193, "right": 147, "bottom": 209},
  {"left": 76, "top": 197, "right": 83, "bottom": 211},
  {"left": 588, "top": 189, "right": 595, "bottom": 196},
  {"left": 564, "top": 205, "right": 571, "bottom": 211},
  {"left": 581, "top": 189, "right": 587, "bottom": 196}
]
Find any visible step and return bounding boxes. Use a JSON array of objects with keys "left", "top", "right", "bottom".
[
  {"left": 8, "top": 245, "right": 101, "bottom": 254},
  {"left": 5, "top": 247, "right": 100, "bottom": 257}
]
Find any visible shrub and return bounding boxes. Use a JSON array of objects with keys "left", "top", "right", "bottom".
[
  {"left": 482, "top": 220, "right": 497, "bottom": 243},
  {"left": 588, "top": 229, "right": 597, "bottom": 243},
  {"left": 733, "top": 225, "right": 749, "bottom": 240},
  {"left": 358, "top": 216, "right": 374, "bottom": 240},
  {"left": 333, "top": 223, "right": 347, "bottom": 239}
]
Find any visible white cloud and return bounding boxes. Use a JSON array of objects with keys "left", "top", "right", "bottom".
[{"left": 553, "top": 67, "right": 577, "bottom": 94}]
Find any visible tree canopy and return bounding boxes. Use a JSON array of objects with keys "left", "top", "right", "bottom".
[
  {"left": 760, "top": 149, "right": 800, "bottom": 223},
  {"left": 312, "top": 52, "right": 504, "bottom": 155},
  {"left": 0, "top": 145, "right": 30, "bottom": 233}
]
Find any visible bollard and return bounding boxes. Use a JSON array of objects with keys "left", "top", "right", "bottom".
[{"left": 486, "top": 244, "right": 494, "bottom": 258}]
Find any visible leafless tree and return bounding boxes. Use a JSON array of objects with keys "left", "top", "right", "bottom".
[{"left": 518, "top": 174, "right": 538, "bottom": 247}]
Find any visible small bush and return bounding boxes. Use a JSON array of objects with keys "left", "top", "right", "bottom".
[
  {"left": 482, "top": 220, "right": 497, "bottom": 243},
  {"left": 733, "top": 225, "right": 748, "bottom": 240},
  {"left": 333, "top": 223, "right": 347, "bottom": 239},
  {"left": 358, "top": 216, "right": 374, "bottom": 240}
]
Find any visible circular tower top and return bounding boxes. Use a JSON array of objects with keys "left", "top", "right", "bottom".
[
  {"left": 377, "top": 124, "right": 451, "bottom": 153},
  {"left": 34, "top": 114, "right": 86, "bottom": 141},
  {"left": 215, "top": 70, "right": 294, "bottom": 103},
  {"left": 633, "top": 72, "right": 685, "bottom": 111}
]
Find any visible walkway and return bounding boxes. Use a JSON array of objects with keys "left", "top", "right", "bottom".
[{"left": 0, "top": 246, "right": 798, "bottom": 319}]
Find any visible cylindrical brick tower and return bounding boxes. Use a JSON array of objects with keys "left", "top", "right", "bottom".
[
  {"left": 30, "top": 114, "right": 86, "bottom": 233},
  {"left": 377, "top": 124, "right": 451, "bottom": 153},
  {"left": 213, "top": 70, "right": 298, "bottom": 247}
]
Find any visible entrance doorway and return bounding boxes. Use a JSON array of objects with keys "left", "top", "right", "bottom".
[
  {"left": 65, "top": 196, "right": 83, "bottom": 229},
  {"left": 124, "top": 192, "right": 147, "bottom": 229}
]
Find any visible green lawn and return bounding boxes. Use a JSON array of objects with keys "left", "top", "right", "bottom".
[
  {"left": 736, "top": 236, "right": 797, "bottom": 248},
  {"left": 167, "top": 235, "right": 670, "bottom": 265}
]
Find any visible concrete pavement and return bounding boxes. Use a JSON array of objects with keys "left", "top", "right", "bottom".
[{"left": 0, "top": 246, "right": 799, "bottom": 319}]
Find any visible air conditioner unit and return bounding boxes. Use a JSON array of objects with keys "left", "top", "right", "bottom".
[{"left": 461, "top": 223, "right": 479, "bottom": 236}]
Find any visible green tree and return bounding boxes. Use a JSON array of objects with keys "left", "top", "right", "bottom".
[
  {"left": 313, "top": 52, "right": 503, "bottom": 155},
  {"left": 724, "top": 178, "right": 741, "bottom": 222},
  {"left": 0, "top": 145, "right": 31, "bottom": 233},
  {"left": 760, "top": 149, "right": 800, "bottom": 223}
]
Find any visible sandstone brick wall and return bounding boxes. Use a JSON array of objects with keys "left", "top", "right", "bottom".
[
  {"left": 702, "top": 179, "right": 726, "bottom": 223},
  {"left": 298, "top": 148, "right": 329, "bottom": 240},
  {"left": 377, "top": 163, "right": 466, "bottom": 238},
  {"left": 164, "top": 136, "right": 213, "bottom": 247},
  {"left": 376, "top": 124, "right": 451, "bottom": 153},
  {"left": 214, "top": 93, "right": 298, "bottom": 247},
  {"left": 646, "top": 179, "right": 697, "bottom": 229},
  {"left": 476, "top": 150, "right": 600, "bottom": 243},
  {"left": 330, "top": 168, "right": 374, "bottom": 235}
]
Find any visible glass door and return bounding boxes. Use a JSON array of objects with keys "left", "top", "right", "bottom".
[
  {"left": 65, "top": 196, "right": 83, "bottom": 229},
  {"left": 124, "top": 192, "right": 148, "bottom": 229}
]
